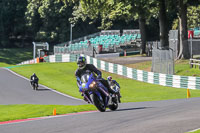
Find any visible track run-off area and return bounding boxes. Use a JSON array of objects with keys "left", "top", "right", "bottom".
[{"left": 1, "top": 67, "right": 200, "bottom": 133}]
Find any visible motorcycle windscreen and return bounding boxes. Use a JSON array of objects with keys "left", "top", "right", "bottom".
[{"left": 81, "top": 74, "right": 90, "bottom": 83}]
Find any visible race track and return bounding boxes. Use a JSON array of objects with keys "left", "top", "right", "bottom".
[
  {"left": 1, "top": 67, "right": 200, "bottom": 133},
  {"left": 0, "top": 68, "right": 85, "bottom": 105}
]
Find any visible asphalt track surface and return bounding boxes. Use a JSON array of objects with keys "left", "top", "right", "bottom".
[
  {"left": 0, "top": 68, "right": 85, "bottom": 105},
  {"left": 100, "top": 56, "right": 152, "bottom": 65},
  {"left": 1, "top": 67, "right": 200, "bottom": 133}
]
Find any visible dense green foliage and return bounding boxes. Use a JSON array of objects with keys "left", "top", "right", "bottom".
[
  {"left": 0, "top": 0, "right": 100, "bottom": 48},
  {"left": 173, "top": 5, "right": 200, "bottom": 30},
  {"left": 0, "top": 0, "right": 27, "bottom": 47},
  {"left": 187, "top": 5, "right": 200, "bottom": 29},
  {"left": 0, "top": 0, "right": 199, "bottom": 48},
  {"left": 26, "top": 0, "right": 71, "bottom": 43}
]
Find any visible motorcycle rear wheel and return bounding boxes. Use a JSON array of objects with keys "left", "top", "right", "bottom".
[{"left": 108, "top": 97, "right": 118, "bottom": 111}]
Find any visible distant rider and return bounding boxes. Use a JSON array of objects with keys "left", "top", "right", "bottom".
[
  {"left": 107, "top": 76, "right": 120, "bottom": 94},
  {"left": 30, "top": 73, "right": 39, "bottom": 87},
  {"left": 75, "top": 56, "right": 116, "bottom": 101},
  {"left": 107, "top": 76, "right": 121, "bottom": 102}
]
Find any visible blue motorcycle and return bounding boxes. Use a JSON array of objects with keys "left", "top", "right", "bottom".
[{"left": 79, "top": 72, "right": 119, "bottom": 112}]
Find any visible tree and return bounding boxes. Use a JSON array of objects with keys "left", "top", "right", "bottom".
[
  {"left": 70, "top": 0, "right": 154, "bottom": 54},
  {"left": 171, "top": 0, "right": 200, "bottom": 59},
  {"left": 187, "top": 5, "right": 200, "bottom": 29},
  {"left": 177, "top": 0, "right": 190, "bottom": 59},
  {"left": 158, "top": 0, "right": 169, "bottom": 48},
  {"left": 26, "top": 0, "right": 72, "bottom": 43},
  {"left": 0, "top": 0, "right": 27, "bottom": 47},
  {"left": 130, "top": 0, "right": 150, "bottom": 54},
  {"left": 25, "top": 0, "right": 43, "bottom": 39}
]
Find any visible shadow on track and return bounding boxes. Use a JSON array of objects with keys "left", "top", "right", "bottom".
[
  {"left": 107, "top": 107, "right": 152, "bottom": 112},
  {"left": 36, "top": 88, "right": 50, "bottom": 91}
]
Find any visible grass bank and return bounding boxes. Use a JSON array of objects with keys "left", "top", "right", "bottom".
[
  {"left": 11, "top": 62, "right": 200, "bottom": 102},
  {"left": 0, "top": 48, "right": 32, "bottom": 67},
  {"left": 126, "top": 59, "right": 200, "bottom": 77}
]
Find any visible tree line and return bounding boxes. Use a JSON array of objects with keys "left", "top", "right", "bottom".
[{"left": 0, "top": 0, "right": 199, "bottom": 58}]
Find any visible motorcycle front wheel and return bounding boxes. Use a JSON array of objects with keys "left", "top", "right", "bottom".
[
  {"left": 93, "top": 94, "right": 106, "bottom": 112},
  {"left": 35, "top": 83, "right": 38, "bottom": 90},
  {"left": 32, "top": 84, "right": 35, "bottom": 90}
]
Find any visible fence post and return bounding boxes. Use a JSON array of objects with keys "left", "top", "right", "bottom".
[{"left": 189, "top": 59, "right": 193, "bottom": 68}]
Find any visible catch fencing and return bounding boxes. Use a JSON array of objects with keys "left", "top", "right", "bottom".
[
  {"left": 148, "top": 41, "right": 174, "bottom": 75},
  {"left": 188, "top": 39, "right": 200, "bottom": 57},
  {"left": 168, "top": 30, "right": 200, "bottom": 58},
  {"left": 152, "top": 46, "right": 174, "bottom": 75}
]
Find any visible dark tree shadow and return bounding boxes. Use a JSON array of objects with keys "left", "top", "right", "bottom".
[{"left": 0, "top": 48, "right": 32, "bottom": 65}]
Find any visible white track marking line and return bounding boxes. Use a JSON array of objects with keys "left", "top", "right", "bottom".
[
  {"left": 2, "top": 67, "right": 83, "bottom": 101},
  {"left": 188, "top": 128, "right": 200, "bottom": 132}
]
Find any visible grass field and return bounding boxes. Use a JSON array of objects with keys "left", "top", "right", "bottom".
[
  {"left": 11, "top": 62, "right": 200, "bottom": 102},
  {"left": 125, "top": 61, "right": 152, "bottom": 72}
]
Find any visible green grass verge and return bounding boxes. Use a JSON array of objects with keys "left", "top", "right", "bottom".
[
  {"left": 11, "top": 62, "right": 200, "bottom": 102},
  {"left": 175, "top": 60, "right": 200, "bottom": 76},
  {"left": 125, "top": 61, "right": 152, "bottom": 72},
  {"left": 0, "top": 104, "right": 96, "bottom": 122},
  {"left": 0, "top": 62, "right": 12, "bottom": 67}
]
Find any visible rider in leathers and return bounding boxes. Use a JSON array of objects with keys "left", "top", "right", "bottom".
[
  {"left": 75, "top": 56, "right": 115, "bottom": 102},
  {"left": 30, "top": 73, "right": 39, "bottom": 87}
]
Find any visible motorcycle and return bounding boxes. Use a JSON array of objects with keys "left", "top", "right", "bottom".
[
  {"left": 79, "top": 72, "right": 119, "bottom": 112},
  {"left": 110, "top": 84, "right": 121, "bottom": 103},
  {"left": 30, "top": 77, "right": 38, "bottom": 90}
]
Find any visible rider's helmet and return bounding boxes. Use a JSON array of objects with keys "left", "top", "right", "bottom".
[
  {"left": 77, "top": 56, "right": 86, "bottom": 69},
  {"left": 107, "top": 76, "right": 112, "bottom": 81},
  {"left": 33, "top": 73, "right": 36, "bottom": 76}
]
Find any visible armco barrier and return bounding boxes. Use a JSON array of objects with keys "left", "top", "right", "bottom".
[{"left": 18, "top": 54, "right": 200, "bottom": 90}]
